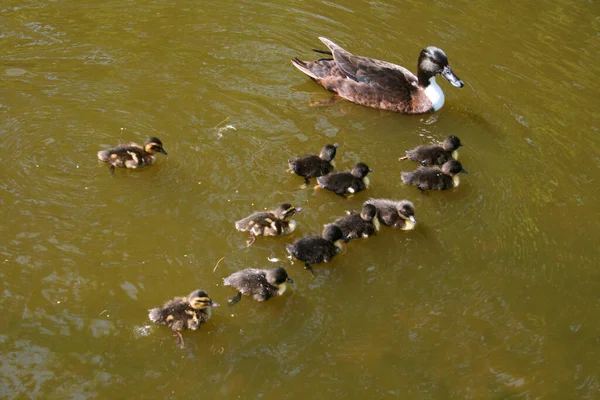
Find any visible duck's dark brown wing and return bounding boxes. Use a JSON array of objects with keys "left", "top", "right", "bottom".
[{"left": 319, "top": 37, "right": 418, "bottom": 91}]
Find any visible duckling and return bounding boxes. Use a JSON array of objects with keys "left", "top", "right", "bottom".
[
  {"left": 235, "top": 203, "right": 302, "bottom": 247},
  {"left": 288, "top": 143, "right": 339, "bottom": 187},
  {"left": 365, "top": 199, "right": 417, "bottom": 230},
  {"left": 148, "top": 289, "right": 219, "bottom": 348},
  {"left": 286, "top": 224, "right": 348, "bottom": 276},
  {"left": 98, "top": 137, "right": 168, "bottom": 173},
  {"left": 399, "top": 135, "right": 463, "bottom": 166},
  {"left": 291, "top": 37, "right": 464, "bottom": 114},
  {"left": 327, "top": 203, "right": 379, "bottom": 240},
  {"left": 223, "top": 266, "right": 294, "bottom": 305},
  {"left": 315, "top": 162, "right": 372, "bottom": 197},
  {"left": 401, "top": 160, "right": 467, "bottom": 192}
]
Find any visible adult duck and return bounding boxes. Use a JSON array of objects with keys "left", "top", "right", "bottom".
[{"left": 291, "top": 37, "right": 464, "bottom": 114}]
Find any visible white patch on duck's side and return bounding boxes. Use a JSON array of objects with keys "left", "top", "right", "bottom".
[
  {"left": 347, "top": 187, "right": 355, "bottom": 193},
  {"left": 452, "top": 175, "right": 461, "bottom": 187},
  {"left": 452, "top": 150, "right": 459, "bottom": 160},
  {"left": 277, "top": 283, "right": 287, "bottom": 295},
  {"left": 362, "top": 176, "right": 371, "bottom": 188},
  {"left": 333, "top": 239, "right": 345, "bottom": 250},
  {"left": 424, "top": 77, "right": 445, "bottom": 111},
  {"left": 402, "top": 219, "right": 416, "bottom": 231}
]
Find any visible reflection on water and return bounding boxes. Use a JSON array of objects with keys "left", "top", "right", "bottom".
[{"left": 1, "top": 0, "right": 599, "bottom": 398}]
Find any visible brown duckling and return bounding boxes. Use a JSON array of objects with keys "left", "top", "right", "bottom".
[
  {"left": 401, "top": 160, "right": 467, "bottom": 192},
  {"left": 291, "top": 37, "right": 463, "bottom": 114},
  {"left": 288, "top": 143, "right": 339, "bottom": 187},
  {"left": 98, "top": 137, "right": 167, "bottom": 173},
  {"left": 235, "top": 203, "right": 302, "bottom": 247},
  {"left": 399, "top": 135, "right": 463, "bottom": 166},
  {"left": 365, "top": 199, "right": 417, "bottom": 230},
  {"left": 148, "top": 289, "right": 219, "bottom": 348},
  {"left": 286, "top": 224, "right": 348, "bottom": 276},
  {"left": 327, "top": 203, "right": 379, "bottom": 240},
  {"left": 223, "top": 266, "right": 294, "bottom": 305},
  {"left": 315, "top": 162, "right": 372, "bottom": 197}
]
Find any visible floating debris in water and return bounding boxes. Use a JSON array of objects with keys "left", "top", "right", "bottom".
[
  {"left": 133, "top": 325, "right": 152, "bottom": 338},
  {"left": 267, "top": 257, "right": 280, "bottom": 263}
]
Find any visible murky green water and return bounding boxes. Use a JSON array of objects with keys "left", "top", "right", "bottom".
[{"left": 2, "top": 0, "right": 599, "bottom": 398}]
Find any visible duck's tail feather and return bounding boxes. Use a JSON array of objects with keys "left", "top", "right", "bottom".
[{"left": 291, "top": 57, "right": 319, "bottom": 80}]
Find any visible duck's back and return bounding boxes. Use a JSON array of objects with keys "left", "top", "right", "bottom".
[
  {"left": 98, "top": 143, "right": 153, "bottom": 168},
  {"left": 401, "top": 167, "right": 453, "bottom": 190},
  {"left": 330, "top": 213, "right": 375, "bottom": 239},
  {"left": 289, "top": 154, "right": 333, "bottom": 179},
  {"left": 286, "top": 236, "right": 337, "bottom": 264},
  {"left": 148, "top": 298, "right": 207, "bottom": 331},
  {"left": 235, "top": 211, "right": 275, "bottom": 231},
  {"left": 318, "top": 172, "right": 363, "bottom": 195},
  {"left": 406, "top": 145, "right": 452, "bottom": 166},
  {"left": 223, "top": 269, "right": 271, "bottom": 296}
]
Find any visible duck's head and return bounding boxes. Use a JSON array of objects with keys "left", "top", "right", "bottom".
[
  {"left": 442, "top": 160, "right": 468, "bottom": 176},
  {"left": 266, "top": 266, "right": 294, "bottom": 286},
  {"left": 397, "top": 200, "right": 417, "bottom": 224},
  {"left": 444, "top": 135, "right": 463, "bottom": 151},
  {"left": 274, "top": 203, "right": 302, "bottom": 221},
  {"left": 322, "top": 224, "right": 349, "bottom": 245},
  {"left": 351, "top": 162, "right": 372, "bottom": 179},
  {"left": 187, "top": 290, "right": 219, "bottom": 309},
  {"left": 360, "top": 203, "right": 378, "bottom": 222},
  {"left": 144, "top": 137, "right": 168, "bottom": 155},
  {"left": 418, "top": 47, "right": 463, "bottom": 88},
  {"left": 319, "top": 143, "right": 339, "bottom": 162}
]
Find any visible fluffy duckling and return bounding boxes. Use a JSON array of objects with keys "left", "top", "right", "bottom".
[
  {"left": 399, "top": 135, "right": 463, "bottom": 166},
  {"left": 315, "top": 162, "right": 372, "bottom": 197},
  {"left": 235, "top": 203, "right": 302, "bottom": 247},
  {"left": 223, "top": 266, "right": 294, "bottom": 305},
  {"left": 288, "top": 143, "right": 339, "bottom": 187},
  {"left": 98, "top": 137, "right": 168, "bottom": 173},
  {"left": 365, "top": 199, "right": 417, "bottom": 230},
  {"left": 327, "top": 203, "right": 379, "bottom": 240},
  {"left": 401, "top": 160, "right": 467, "bottom": 192},
  {"left": 286, "top": 225, "right": 348, "bottom": 276},
  {"left": 148, "top": 289, "right": 219, "bottom": 348}
]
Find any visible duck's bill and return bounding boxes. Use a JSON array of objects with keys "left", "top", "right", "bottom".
[
  {"left": 210, "top": 301, "right": 220, "bottom": 307},
  {"left": 287, "top": 278, "right": 294, "bottom": 283},
  {"left": 461, "top": 169, "right": 468, "bottom": 174},
  {"left": 409, "top": 216, "right": 417, "bottom": 224},
  {"left": 160, "top": 148, "right": 168, "bottom": 155},
  {"left": 441, "top": 66, "right": 464, "bottom": 88}
]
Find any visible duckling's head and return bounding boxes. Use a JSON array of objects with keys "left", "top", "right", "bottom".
[
  {"left": 441, "top": 160, "right": 467, "bottom": 176},
  {"left": 351, "top": 162, "right": 372, "bottom": 179},
  {"left": 274, "top": 203, "right": 302, "bottom": 221},
  {"left": 360, "top": 203, "right": 378, "bottom": 222},
  {"left": 444, "top": 136, "right": 463, "bottom": 151},
  {"left": 266, "top": 266, "right": 294, "bottom": 286},
  {"left": 319, "top": 143, "right": 339, "bottom": 162},
  {"left": 419, "top": 47, "right": 464, "bottom": 88},
  {"left": 322, "top": 224, "right": 348, "bottom": 244},
  {"left": 144, "top": 137, "right": 168, "bottom": 155},
  {"left": 397, "top": 200, "right": 417, "bottom": 224},
  {"left": 187, "top": 290, "right": 219, "bottom": 309}
]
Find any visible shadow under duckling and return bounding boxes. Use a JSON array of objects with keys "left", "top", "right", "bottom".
[
  {"left": 401, "top": 160, "right": 467, "bottom": 192},
  {"left": 315, "top": 162, "right": 372, "bottom": 198},
  {"left": 286, "top": 224, "right": 348, "bottom": 277},
  {"left": 98, "top": 137, "right": 168, "bottom": 173},
  {"left": 148, "top": 289, "right": 219, "bottom": 348},
  {"left": 365, "top": 199, "right": 417, "bottom": 230},
  {"left": 235, "top": 203, "right": 302, "bottom": 247},
  {"left": 288, "top": 143, "right": 339, "bottom": 187},
  {"left": 399, "top": 135, "right": 462, "bottom": 166},
  {"left": 327, "top": 203, "right": 379, "bottom": 240},
  {"left": 223, "top": 266, "right": 294, "bottom": 305}
]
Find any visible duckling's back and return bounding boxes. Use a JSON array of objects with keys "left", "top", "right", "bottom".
[
  {"left": 406, "top": 145, "right": 453, "bottom": 166},
  {"left": 329, "top": 213, "right": 376, "bottom": 240},
  {"left": 401, "top": 167, "right": 454, "bottom": 191}
]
